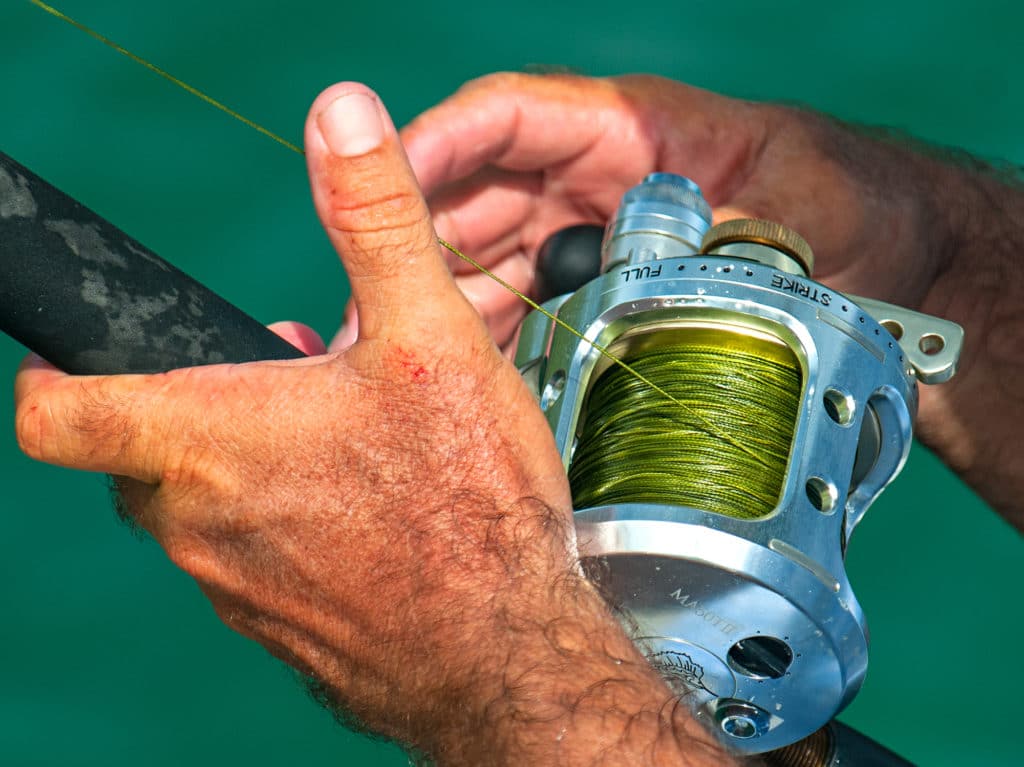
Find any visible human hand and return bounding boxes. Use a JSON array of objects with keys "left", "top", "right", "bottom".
[
  {"left": 398, "top": 72, "right": 1024, "bottom": 525},
  {"left": 393, "top": 72, "right": 956, "bottom": 350},
  {"left": 14, "top": 82, "right": 733, "bottom": 765}
]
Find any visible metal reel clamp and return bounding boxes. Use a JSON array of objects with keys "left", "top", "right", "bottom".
[{"left": 514, "top": 173, "right": 962, "bottom": 753}]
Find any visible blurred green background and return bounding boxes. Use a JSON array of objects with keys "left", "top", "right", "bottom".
[{"left": 1, "top": 1, "right": 1021, "bottom": 764}]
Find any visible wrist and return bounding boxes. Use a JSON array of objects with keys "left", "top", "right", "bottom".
[{"left": 426, "top": 572, "right": 734, "bottom": 767}]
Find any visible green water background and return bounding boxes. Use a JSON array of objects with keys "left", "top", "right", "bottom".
[{"left": 1, "top": 1, "right": 1021, "bottom": 764}]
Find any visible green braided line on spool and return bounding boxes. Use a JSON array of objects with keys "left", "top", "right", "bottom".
[{"left": 569, "top": 341, "right": 801, "bottom": 519}]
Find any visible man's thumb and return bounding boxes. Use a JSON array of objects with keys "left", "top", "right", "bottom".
[{"left": 304, "top": 83, "right": 466, "bottom": 343}]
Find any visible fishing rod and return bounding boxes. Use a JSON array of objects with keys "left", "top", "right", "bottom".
[
  {"left": 0, "top": 151, "right": 303, "bottom": 373},
  {"left": 0, "top": 152, "right": 936, "bottom": 765}
]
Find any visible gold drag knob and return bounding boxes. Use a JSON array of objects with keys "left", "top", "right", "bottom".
[{"left": 701, "top": 219, "right": 814, "bottom": 277}]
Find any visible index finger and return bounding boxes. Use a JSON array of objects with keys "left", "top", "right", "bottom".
[
  {"left": 402, "top": 73, "right": 621, "bottom": 195},
  {"left": 14, "top": 353, "right": 177, "bottom": 481}
]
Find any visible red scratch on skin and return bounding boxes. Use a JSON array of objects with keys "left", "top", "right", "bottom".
[
  {"left": 403, "top": 361, "right": 429, "bottom": 382},
  {"left": 393, "top": 346, "right": 430, "bottom": 383}
]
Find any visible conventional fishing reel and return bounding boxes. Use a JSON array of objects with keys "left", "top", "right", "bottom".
[{"left": 514, "top": 174, "right": 963, "bottom": 754}]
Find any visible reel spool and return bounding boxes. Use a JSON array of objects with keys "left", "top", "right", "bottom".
[{"left": 515, "top": 173, "right": 963, "bottom": 753}]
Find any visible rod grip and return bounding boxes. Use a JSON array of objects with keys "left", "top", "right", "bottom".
[{"left": 0, "top": 151, "right": 304, "bottom": 375}]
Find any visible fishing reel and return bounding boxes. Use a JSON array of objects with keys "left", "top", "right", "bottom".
[{"left": 515, "top": 174, "right": 962, "bottom": 754}]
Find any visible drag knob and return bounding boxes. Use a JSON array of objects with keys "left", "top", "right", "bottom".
[{"left": 701, "top": 219, "right": 814, "bottom": 277}]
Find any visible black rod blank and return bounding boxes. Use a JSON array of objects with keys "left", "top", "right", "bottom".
[{"left": 0, "top": 151, "right": 303, "bottom": 375}]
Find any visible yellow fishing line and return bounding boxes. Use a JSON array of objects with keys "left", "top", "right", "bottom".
[
  {"left": 570, "top": 341, "right": 801, "bottom": 518},
  {"left": 29, "top": 0, "right": 775, "bottom": 469},
  {"left": 28, "top": 0, "right": 304, "bottom": 155}
]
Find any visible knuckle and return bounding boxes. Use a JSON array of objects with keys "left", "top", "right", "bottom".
[
  {"left": 325, "top": 187, "right": 427, "bottom": 235},
  {"left": 161, "top": 441, "right": 241, "bottom": 501},
  {"left": 329, "top": 199, "right": 438, "bottom": 264},
  {"left": 161, "top": 442, "right": 210, "bottom": 487}
]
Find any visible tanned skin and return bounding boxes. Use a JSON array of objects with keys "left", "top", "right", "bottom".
[{"left": 14, "top": 74, "right": 1023, "bottom": 764}]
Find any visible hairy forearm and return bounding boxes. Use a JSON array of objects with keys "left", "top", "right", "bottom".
[
  {"left": 280, "top": 498, "right": 736, "bottom": 766},
  {"left": 915, "top": 161, "right": 1024, "bottom": 527},
  {"left": 810, "top": 115, "right": 1024, "bottom": 526},
  {"left": 427, "top": 574, "right": 735, "bottom": 767}
]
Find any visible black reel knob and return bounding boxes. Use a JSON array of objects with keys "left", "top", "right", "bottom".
[{"left": 534, "top": 224, "right": 604, "bottom": 302}]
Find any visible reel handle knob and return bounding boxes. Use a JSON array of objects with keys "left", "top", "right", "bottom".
[{"left": 534, "top": 223, "right": 605, "bottom": 302}]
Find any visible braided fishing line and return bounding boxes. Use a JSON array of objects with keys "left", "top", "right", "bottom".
[
  {"left": 569, "top": 336, "right": 801, "bottom": 519},
  {"left": 28, "top": 1, "right": 304, "bottom": 155}
]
